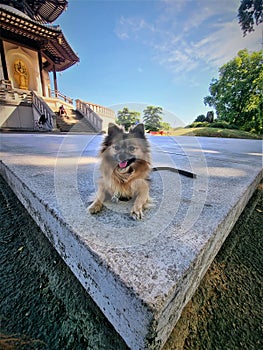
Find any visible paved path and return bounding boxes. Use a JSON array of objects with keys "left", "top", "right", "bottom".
[{"left": 0, "top": 133, "right": 262, "bottom": 349}]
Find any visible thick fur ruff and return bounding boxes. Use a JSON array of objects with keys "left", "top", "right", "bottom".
[{"left": 88, "top": 123, "right": 152, "bottom": 220}]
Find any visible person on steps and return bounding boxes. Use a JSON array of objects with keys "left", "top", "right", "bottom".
[{"left": 58, "top": 105, "right": 69, "bottom": 118}]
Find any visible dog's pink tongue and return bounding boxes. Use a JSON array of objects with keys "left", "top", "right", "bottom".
[{"left": 119, "top": 160, "right": 128, "bottom": 168}]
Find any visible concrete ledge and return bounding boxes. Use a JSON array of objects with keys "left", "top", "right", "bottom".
[{"left": 0, "top": 133, "right": 262, "bottom": 349}]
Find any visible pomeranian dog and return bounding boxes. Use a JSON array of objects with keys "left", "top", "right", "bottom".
[{"left": 88, "top": 123, "right": 152, "bottom": 219}]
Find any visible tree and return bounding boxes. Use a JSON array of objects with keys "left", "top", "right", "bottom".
[
  {"left": 116, "top": 107, "right": 140, "bottom": 130},
  {"left": 160, "top": 121, "right": 171, "bottom": 131},
  {"left": 238, "top": 0, "right": 263, "bottom": 35},
  {"left": 194, "top": 114, "right": 206, "bottom": 122},
  {"left": 204, "top": 49, "right": 263, "bottom": 134},
  {"left": 143, "top": 106, "right": 163, "bottom": 131}
]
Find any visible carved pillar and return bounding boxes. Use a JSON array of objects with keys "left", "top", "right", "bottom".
[
  {"left": 0, "top": 39, "right": 8, "bottom": 80},
  {"left": 38, "top": 50, "right": 45, "bottom": 96},
  {"left": 53, "top": 65, "right": 58, "bottom": 97}
]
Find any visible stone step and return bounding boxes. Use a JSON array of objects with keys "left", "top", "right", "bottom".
[
  {"left": 0, "top": 134, "right": 262, "bottom": 349},
  {"left": 56, "top": 109, "right": 97, "bottom": 133}
]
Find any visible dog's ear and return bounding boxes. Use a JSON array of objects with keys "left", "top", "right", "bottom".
[
  {"left": 108, "top": 123, "right": 123, "bottom": 137},
  {"left": 101, "top": 123, "right": 123, "bottom": 153},
  {"left": 130, "top": 123, "right": 145, "bottom": 138}
]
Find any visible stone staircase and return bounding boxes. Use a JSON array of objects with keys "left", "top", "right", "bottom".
[{"left": 56, "top": 108, "right": 98, "bottom": 133}]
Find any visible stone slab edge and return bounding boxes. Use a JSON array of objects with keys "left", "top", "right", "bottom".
[
  {"left": 0, "top": 161, "right": 154, "bottom": 349},
  {"left": 155, "top": 168, "right": 263, "bottom": 348},
  {"left": 1, "top": 160, "right": 262, "bottom": 350}
]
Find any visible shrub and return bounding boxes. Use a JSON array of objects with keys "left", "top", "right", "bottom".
[
  {"left": 226, "top": 122, "right": 238, "bottom": 129},
  {"left": 188, "top": 122, "right": 209, "bottom": 128},
  {"left": 194, "top": 115, "right": 206, "bottom": 122},
  {"left": 240, "top": 119, "right": 262, "bottom": 134},
  {"left": 208, "top": 121, "right": 238, "bottom": 129}
]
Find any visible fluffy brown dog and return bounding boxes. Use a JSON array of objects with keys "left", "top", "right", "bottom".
[{"left": 88, "top": 123, "right": 152, "bottom": 219}]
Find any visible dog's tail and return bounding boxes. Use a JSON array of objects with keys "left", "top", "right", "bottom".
[{"left": 152, "top": 166, "right": 196, "bottom": 178}]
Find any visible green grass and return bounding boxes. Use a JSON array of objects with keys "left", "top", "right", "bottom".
[{"left": 169, "top": 127, "right": 262, "bottom": 139}]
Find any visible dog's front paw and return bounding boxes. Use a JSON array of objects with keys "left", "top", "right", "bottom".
[
  {"left": 130, "top": 207, "right": 144, "bottom": 220},
  {"left": 111, "top": 195, "right": 119, "bottom": 203},
  {"left": 88, "top": 201, "right": 103, "bottom": 214}
]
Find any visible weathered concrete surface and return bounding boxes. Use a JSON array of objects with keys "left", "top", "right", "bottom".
[{"left": 0, "top": 133, "right": 262, "bottom": 349}]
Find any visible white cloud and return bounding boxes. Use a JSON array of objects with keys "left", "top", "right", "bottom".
[
  {"left": 153, "top": 41, "right": 199, "bottom": 74},
  {"left": 115, "top": 0, "right": 262, "bottom": 77},
  {"left": 193, "top": 22, "right": 262, "bottom": 67},
  {"left": 115, "top": 15, "right": 156, "bottom": 41}
]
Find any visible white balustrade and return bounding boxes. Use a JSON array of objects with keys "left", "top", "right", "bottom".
[{"left": 76, "top": 99, "right": 115, "bottom": 132}]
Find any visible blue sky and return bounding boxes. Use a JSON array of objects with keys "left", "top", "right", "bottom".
[{"left": 54, "top": 0, "right": 262, "bottom": 126}]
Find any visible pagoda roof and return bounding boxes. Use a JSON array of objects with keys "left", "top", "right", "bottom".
[
  {"left": 25, "top": 0, "right": 68, "bottom": 23},
  {"left": 0, "top": 1, "right": 68, "bottom": 23},
  {"left": 0, "top": 4, "right": 79, "bottom": 71}
]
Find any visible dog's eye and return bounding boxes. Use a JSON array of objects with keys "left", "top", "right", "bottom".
[
  {"left": 128, "top": 145, "right": 136, "bottom": 152},
  {"left": 113, "top": 145, "right": 121, "bottom": 151}
]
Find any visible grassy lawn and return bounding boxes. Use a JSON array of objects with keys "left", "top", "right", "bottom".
[{"left": 169, "top": 127, "right": 262, "bottom": 140}]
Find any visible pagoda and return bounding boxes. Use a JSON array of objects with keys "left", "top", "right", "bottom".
[
  {"left": 0, "top": 0, "right": 115, "bottom": 132},
  {"left": 0, "top": 1, "right": 78, "bottom": 94}
]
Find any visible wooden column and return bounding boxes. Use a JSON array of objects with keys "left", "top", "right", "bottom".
[
  {"left": 38, "top": 50, "right": 45, "bottom": 96},
  {"left": 53, "top": 65, "right": 58, "bottom": 97},
  {"left": 0, "top": 39, "right": 9, "bottom": 80}
]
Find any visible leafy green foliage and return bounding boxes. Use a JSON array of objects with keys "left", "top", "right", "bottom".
[
  {"left": 188, "top": 122, "right": 210, "bottom": 128},
  {"left": 172, "top": 126, "right": 261, "bottom": 139},
  {"left": 160, "top": 121, "right": 172, "bottom": 131},
  {"left": 208, "top": 121, "right": 238, "bottom": 129},
  {"left": 143, "top": 106, "right": 163, "bottom": 131},
  {"left": 116, "top": 107, "right": 140, "bottom": 130},
  {"left": 238, "top": 0, "right": 263, "bottom": 35},
  {"left": 194, "top": 115, "right": 206, "bottom": 122},
  {"left": 194, "top": 111, "right": 214, "bottom": 123},
  {"left": 188, "top": 121, "right": 239, "bottom": 129},
  {"left": 204, "top": 49, "right": 263, "bottom": 134}
]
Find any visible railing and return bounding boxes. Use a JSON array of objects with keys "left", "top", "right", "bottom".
[
  {"left": 32, "top": 91, "right": 56, "bottom": 130},
  {"left": 0, "top": 79, "right": 12, "bottom": 91},
  {"left": 0, "top": 79, "right": 16, "bottom": 102},
  {"left": 50, "top": 90, "right": 73, "bottom": 105},
  {"left": 75, "top": 99, "right": 103, "bottom": 132},
  {"left": 86, "top": 102, "right": 115, "bottom": 119},
  {"left": 0, "top": 79, "right": 32, "bottom": 104}
]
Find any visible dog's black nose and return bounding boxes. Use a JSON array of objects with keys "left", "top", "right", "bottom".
[{"left": 118, "top": 152, "right": 127, "bottom": 161}]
